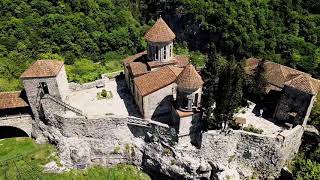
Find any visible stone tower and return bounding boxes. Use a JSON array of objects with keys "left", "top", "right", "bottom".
[
  {"left": 144, "top": 17, "right": 176, "bottom": 62},
  {"left": 20, "top": 60, "right": 70, "bottom": 118},
  {"left": 175, "top": 64, "right": 204, "bottom": 111}
]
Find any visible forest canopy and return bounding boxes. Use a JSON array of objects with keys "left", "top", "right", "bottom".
[
  {"left": 0, "top": 0, "right": 146, "bottom": 91},
  {"left": 1, "top": 0, "right": 320, "bottom": 92}
]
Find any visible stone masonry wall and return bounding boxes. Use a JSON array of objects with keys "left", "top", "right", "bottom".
[
  {"left": 43, "top": 113, "right": 177, "bottom": 168},
  {"left": 22, "top": 77, "right": 61, "bottom": 118},
  {"left": 68, "top": 78, "right": 108, "bottom": 92},
  {"left": 200, "top": 126, "right": 304, "bottom": 178},
  {"left": 143, "top": 83, "right": 176, "bottom": 120},
  {"left": 55, "top": 65, "right": 70, "bottom": 101}
]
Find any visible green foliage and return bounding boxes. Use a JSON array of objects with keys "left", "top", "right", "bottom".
[
  {"left": 97, "top": 90, "right": 113, "bottom": 100},
  {"left": 244, "top": 59, "right": 268, "bottom": 103},
  {"left": 203, "top": 53, "right": 244, "bottom": 129},
  {"left": 292, "top": 150, "right": 320, "bottom": 180},
  {"left": 163, "top": 148, "right": 173, "bottom": 156},
  {"left": 174, "top": 43, "right": 207, "bottom": 68},
  {"left": 101, "top": 89, "right": 107, "bottom": 97},
  {"left": 243, "top": 126, "right": 264, "bottom": 134},
  {"left": 310, "top": 93, "right": 320, "bottom": 130},
  {"left": 0, "top": 138, "right": 150, "bottom": 179},
  {"left": 0, "top": 0, "right": 145, "bottom": 91},
  {"left": 113, "top": 145, "right": 121, "bottom": 154},
  {"left": 139, "top": 0, "right": 320, "bottom": 79}
]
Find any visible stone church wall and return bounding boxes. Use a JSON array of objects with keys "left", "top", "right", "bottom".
[{"left": 143, "top": 83, "right": 177, "bottom": 120}]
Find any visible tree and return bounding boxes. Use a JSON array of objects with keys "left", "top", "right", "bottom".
[
  {"left": 310, "top": 93, "right": 320, "bottom": 130},
  {"left": 243, "top": 58, "right": 268, "bottom": 103},
  {"left": 202, "top": 52, "right": 221, "bottom": 129},
  {"left": 202, "top": 53, "right": 244, "bottom": 129},
  {"left": 214, "top": 59, "right": 244, "bottom": 129}
]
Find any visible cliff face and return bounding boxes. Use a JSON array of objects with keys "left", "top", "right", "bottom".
[{"left": 32, "top": 110, "right": 304, "bottom": 179}]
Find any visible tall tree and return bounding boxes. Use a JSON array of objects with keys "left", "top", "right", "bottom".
[
  {"left": 214, "top": 59, "right": 244, "bottom": 129},
  {"left": 202, "top": 54, "right": 244, "bottom": 129}
]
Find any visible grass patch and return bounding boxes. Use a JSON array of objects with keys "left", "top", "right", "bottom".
[{"left": 0, "top": 137, "right": 151, "bottom": 180}]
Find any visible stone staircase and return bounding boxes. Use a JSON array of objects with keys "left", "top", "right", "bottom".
[{"left": 42, "top": 94, "right": 84, "bottom": 116}]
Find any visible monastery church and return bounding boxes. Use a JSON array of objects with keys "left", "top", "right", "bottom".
[
  {"left": 123, "top": 17, "right": 204, "bottom": 135},
  {"left": 0, "top": 17, "right": 204, "bottom": 139}
]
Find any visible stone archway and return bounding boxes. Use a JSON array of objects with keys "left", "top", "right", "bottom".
[
  {"left": 0, "top": 126, "right": 29, "bottom": 139},
  {"left": 0, "top": 115, "right": 33, "bottom": 138}
]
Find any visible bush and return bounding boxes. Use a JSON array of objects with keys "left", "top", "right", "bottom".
[
  {"left": 101, "top": 89, "right": 107, "bottom": 98},
  {"left": 113, "top": 145, "right": 120, "bottom": 154},
  {"left": 163, "top": 148, "right": 172, "bottom": 156},
  {"left": 243, "top": 126, "right": 263, "bottom": 134}
]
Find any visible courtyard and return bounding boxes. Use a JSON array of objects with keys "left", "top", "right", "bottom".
[
  {"left": 235, "top": 102, "right": 284, "bottom": 135},
  {"left": 67, "top": 79, "right": 140, "bottom": 119}
]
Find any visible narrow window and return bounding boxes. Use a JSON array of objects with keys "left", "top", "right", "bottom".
[
  {"left": 170, "top": 45, "right": 172, "bottom": 57},
  {"left": 40, "top": 82, "right": 49, "bottom": 94},
  {"left": 164, "top": 46, "right": 167, "bottom": 60},
  {"left": 194, "top": 93, "right": 198, "bottom": 107},
  {"left": 155, "top": 46, "right": 158, "bottom": 60}
]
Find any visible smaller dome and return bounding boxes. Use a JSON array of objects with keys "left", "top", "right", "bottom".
[
  {"left": 144, "top": 17, "right": 176, "bottom": 43},
  {"left": 176, "top": 64, "right": 204, "bottom": 91}
]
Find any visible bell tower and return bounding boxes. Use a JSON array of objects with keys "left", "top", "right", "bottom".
[{"left": 144, "top": 17, "right": 176, "bottom": 62}]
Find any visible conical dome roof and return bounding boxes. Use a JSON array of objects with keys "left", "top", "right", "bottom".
[
  {"left": 144, "top": 17, "right": 176, "bottom": 42},
  {"left": 176, "top": 64, "right": 204, "bottom": 91}
]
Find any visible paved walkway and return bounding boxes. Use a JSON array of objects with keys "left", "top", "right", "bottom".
[
  {"left": 67, "top": 79, "right": 140, "bottom": 119},
  {"left": 235, "top": 103, "right": 283, "bottom": 135}
]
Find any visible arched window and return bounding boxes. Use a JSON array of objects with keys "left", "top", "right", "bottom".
[{"left": 164, "top": 46, "right": 167, "bottom": 60}]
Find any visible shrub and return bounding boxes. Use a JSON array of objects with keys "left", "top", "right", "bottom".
[
  {"left": 101, "top": 89, "right": 107, "bottom": 97},
  {"left": 243, "top": 126, "right": 263, "bottom": 134},
  {"left": 163, "top": 148, "right": 172, "bottom": 156},
  {"left": 113, "top": 145, "right": 120, "bottom": 154}
]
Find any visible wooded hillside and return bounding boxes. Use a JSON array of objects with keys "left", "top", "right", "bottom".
[{"left": 1, "top": 0, "right": 320, "bottom": 89}]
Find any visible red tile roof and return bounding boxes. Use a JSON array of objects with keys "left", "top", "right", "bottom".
[
  {"left": 173, "top": 55, "right": 189, "bottom": 68},
  {"left": 285, "top": 75, "right": 317, "bottom": 95},
  {"left": 144, "top": 17, "right": 176, "bottom": 42},
  {"left": 129, "top": 62, "right": 148, "bottom": 77},
  {"left": 168, "top": 66, "right": 183, "bottom": 76},
  {"left": 146, "top": 55, "right": 189, "bottom": 69},
  {"left": 134, "top": 66, "right": 178, "bottom": 97},
  {"left": 176, "top": 64, "right": 204, "bottom": 91},
  {"left": 147, "top": 60, "right": 176, "bottom": 68},
  {"left": 0, "top": 91, "right": 29, "bottom": 109},
  {"left": 20, "top": 60, "right": 64, "bottom": 78},
  {"left": 245, "top": 58, "right": 319, "bottom": 94},
  {"left": 123, "top": 51, "right": 147, "bottom": 66}
]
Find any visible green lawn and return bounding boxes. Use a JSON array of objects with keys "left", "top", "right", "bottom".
[{"left": 0, "top": 137, "right": 151, "bottom": 180}]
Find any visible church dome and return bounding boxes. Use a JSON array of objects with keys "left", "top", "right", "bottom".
[
  {"left": 176, "top": 64, "right": 204, "bottom": 91},
  {"left": 144, "top": 17, "right": 176, "bottom": 43}
]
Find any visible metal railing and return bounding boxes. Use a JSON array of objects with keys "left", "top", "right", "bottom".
[
  {"left": 0, "top": 114, "right": 32, "bottom": 121},
  {"left": 42, "top": 94, "right": 83, "bottom": 116}
]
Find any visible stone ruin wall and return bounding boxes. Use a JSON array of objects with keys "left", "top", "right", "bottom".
[
  {"left": 34, "top": 100, "right": 304, "bottom": 178},
  {"left": 200, "top": 125, "right": 304, "bottom": 177},
  {"left": 41, "top": 113, "right": 177, "bottom": 168}
]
